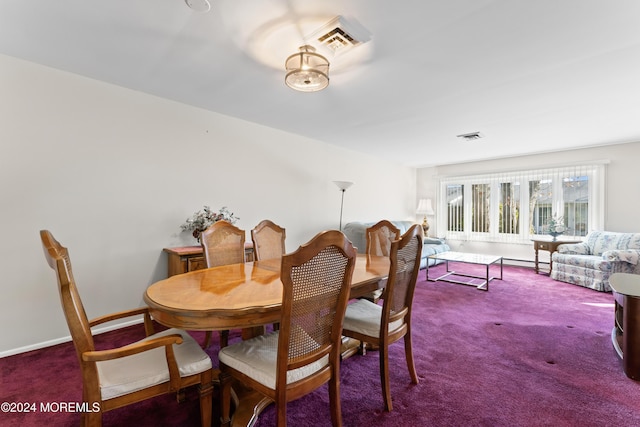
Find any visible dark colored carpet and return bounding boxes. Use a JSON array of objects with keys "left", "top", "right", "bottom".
[{"left": 2, "top": 264, "right": 640, "bottom": 426}]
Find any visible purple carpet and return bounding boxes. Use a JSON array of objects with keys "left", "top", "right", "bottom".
[{"left": 2, "top": 264, "right": 640, "bottom": 426}]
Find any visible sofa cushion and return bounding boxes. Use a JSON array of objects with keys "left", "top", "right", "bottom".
[
  {"left": 586, "top": 231, "right": 640, "bottom": 256},
  {"left": 342, "top": 221, "right": 450, "bottom": 269},
  {"left": 552, "top": 254, "right": 614, "bottom": 272}
]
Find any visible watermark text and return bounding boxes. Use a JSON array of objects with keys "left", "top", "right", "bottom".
[{"left": 2, "top": 401, "right": 100, "bottom": 413}]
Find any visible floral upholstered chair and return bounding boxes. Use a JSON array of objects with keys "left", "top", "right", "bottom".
[{"left": 551, "top": 231, "right": 640, "bottom": 292}]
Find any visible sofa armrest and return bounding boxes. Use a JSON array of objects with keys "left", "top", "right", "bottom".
[
  {"left": 557, "top": 242, "right": 590, "bottom": 255},
  {"left": 424, "top": 237, "right": 445, "bottom": 245},
  {"left": 603, "top": 250, "right": 640, "bottom": 265}
]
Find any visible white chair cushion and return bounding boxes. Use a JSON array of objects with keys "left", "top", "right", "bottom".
[
  {"left": 97, "top": 328, "right": 212, "bottom": 400},
  {"left": 342, "top": 299, "right": 403, "bottom": 337},
  {"left": 218, "top": 330, "right": 328, "bottom": 390}
]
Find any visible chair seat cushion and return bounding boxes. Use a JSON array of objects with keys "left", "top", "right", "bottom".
[
  {"left": 97, "top": 328, "right": 212, "bottom": 400},
  {"left": 342, "top": 299, "right": 403, "bottom": 337},
  {"left": 218, "top": 330, "right": 328, "bottom": 390}
]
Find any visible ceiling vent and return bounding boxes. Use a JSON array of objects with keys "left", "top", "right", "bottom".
[
  {"left": 457, "top": 132, "right": 484, "bottom": 141},
  {"left": 306, "top": 16, "right": 370, "bottom": 57}
]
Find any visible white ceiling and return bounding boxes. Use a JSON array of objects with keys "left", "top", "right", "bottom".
[{"left": 2, "top": 0, "right": 640, "bottom": 167}]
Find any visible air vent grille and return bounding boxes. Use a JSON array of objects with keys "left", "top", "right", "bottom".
[
  {"left": 457, "top": 132, "right": 484, "bottom": 141},
  {"left": 317, "top": 27, "right": 360, "bottom": 52},
  {"left": 306, "top": 16, "right": 369, "bottom": 56}
]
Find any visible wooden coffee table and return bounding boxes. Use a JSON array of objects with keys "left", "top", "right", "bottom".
[{"left": 426, "top": 251, "right": 503, "bottom": 291}]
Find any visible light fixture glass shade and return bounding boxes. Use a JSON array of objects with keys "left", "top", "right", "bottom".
[
  {"left": 333, "top": 181, "right": 353, "bottom": 191},
  {"left": 185, "top": 0, "right": 211, "bottom": 12},
  {"left": 285, "top": 45, "right": 330, "bottom": 92},
  {"left": 416, "top": 199, "right": 435, "bottom": 215}
]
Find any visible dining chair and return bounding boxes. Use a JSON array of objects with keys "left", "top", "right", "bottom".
[
  {"left": 251, "top": 219, "right": 286, "bottom": 261},
  {"left": 251, "top": 219, "right": 287, "bottom": 332},
  {"left": 200, "top": 220, "right": 246, "bottom": 348},
  {"left": 362, "top": 220, "right": 401, "bottom": 303},
  {"left": 40, "top": 230, "right": 213, "bottom": 427},
  {"left": 366, "top": 220, "right": 401, "bottom": 258},
  {"left": 200, "top": 219, "right": 246, "bottom": 268},
  {"left": 218, "top": 230, "right": 357, "bottom": 427},
  {"left": 342, "top": 224, "right": 423, "bottom": 411}
]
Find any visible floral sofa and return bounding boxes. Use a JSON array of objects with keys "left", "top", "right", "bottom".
[
  {"left": 342, "top": 221, "right": 450, "bottom": 269},
  {"left": 550, "top": 231, "right": 640, "bottom": 292}
]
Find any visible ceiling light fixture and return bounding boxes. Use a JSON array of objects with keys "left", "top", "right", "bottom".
[
  {"left": 285, "top": 45, "right": 330, "bottom": 92},
  {"left": 185, "top": 0, "right": 211, "bottom": 13}
]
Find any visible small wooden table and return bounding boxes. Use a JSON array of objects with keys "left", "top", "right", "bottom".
[
  {"left": 531, "top": 238, "right": 581, "bottom": 274},
  {"left": 144, "top": 254, "right": 390, "bottom": 427},
  {"left": 609, "top": 273, "right": 640, "bottom": 380}
]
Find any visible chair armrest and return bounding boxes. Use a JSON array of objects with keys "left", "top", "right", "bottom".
[
  {"left": 603, "top": 250, "right": 640, "bottom": 265},
  {"left": 557, "top": 242, "right": 590, "bottom": 255},
  {"left": 89, "top": 307, "right": 155, "bottom": 336},
  {"left": 89, "top": 307, "right": 150, "bottom": 326},
  {"left": 82, "top": 334, "right": 183, "bottom": 362},
  {"left": 83, "top": 334, "right": 184, "bottom": 391}
]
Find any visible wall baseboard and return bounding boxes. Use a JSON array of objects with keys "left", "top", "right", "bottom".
[{"left": 0, "top": 318, "right": 143, "bottom": 359}]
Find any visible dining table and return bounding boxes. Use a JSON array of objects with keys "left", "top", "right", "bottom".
[{"left": 143, "top": 253, "right": 390, "bottom": 427}]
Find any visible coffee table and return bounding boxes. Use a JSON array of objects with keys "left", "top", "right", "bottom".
[{"left": 426, "top": 251, "right": 503, "bottom": 291}]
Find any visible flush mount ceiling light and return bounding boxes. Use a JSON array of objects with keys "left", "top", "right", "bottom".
[
  {"left": 185, "top": 0, "right": 211, "bottom": 13},
  {"left": 285, "top": 45, "right": 330, "bottom": 92}
]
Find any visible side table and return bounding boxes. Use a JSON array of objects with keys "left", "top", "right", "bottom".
[
  {"left": 531, "top": 238, "right": 581, "bottom": 274},
  {"left": 609, "top": 273, "right": 640, "bottom": 380}
]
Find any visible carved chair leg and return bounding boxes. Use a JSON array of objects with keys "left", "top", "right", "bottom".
[
  {"left": 379, "top": 345, "right": 392, "bottom": 412},
  {"left": 219, "top": 370, "right": 233, "bottom": 427},
  {"left": 404, "top": 334, "right": 419, "bottom": 384},
  {"left": 199, "top": 369, "right": 214, "bottom": 427},
  {"left": 82, "top": 410, "right": 102, "bottom": 427}
]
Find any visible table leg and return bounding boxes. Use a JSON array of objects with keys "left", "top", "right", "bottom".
[
  {"left": 485, "top": 264, "right": 489, "bottom": 291},
  {"left": 534, "top": 247, "right": 539, "bottom": 274}
]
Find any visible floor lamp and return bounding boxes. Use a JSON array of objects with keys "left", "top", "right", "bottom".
[{"left": 333, "top": 181, "right": 353, "bottom": 231}]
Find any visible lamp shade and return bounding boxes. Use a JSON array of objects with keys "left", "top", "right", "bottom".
[
  {"left": 285, "top": 45, "right": 330, "bottom": 92},
  {"left": 333, "top": 181, "right": 353, "bottom": 191},
  {"left": 416, "top": 199, "right": 434, "bottom": 215}
]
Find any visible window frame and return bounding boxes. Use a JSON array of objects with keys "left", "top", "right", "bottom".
[{"left": 435, "top": 163, "right": 606, "bottom": 244}]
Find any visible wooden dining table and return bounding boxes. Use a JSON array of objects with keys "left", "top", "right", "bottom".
[{"left": 143, "top": 253, "right": 390, "bottom": 427}]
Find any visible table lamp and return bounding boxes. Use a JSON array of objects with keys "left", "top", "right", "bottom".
[{"left": 416, "top": 198, "right": 434, "bottom": 235}]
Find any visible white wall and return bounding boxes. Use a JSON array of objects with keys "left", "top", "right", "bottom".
[
  {"left": 0, "top": 54, "right": 416, "bottom": 356},
  {"left": 417, "top": 142, "right": 640, "bottom": 260}
]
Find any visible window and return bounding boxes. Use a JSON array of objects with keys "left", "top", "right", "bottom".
[{"left": 437, "top": 164, "right": 605, "bottom": 243}]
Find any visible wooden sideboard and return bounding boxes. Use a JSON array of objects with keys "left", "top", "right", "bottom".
[{"left": 163, "top": 243, "right": 255, "bottom": 277}]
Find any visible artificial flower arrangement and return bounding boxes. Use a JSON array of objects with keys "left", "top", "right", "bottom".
[
  {"left": 546, "top": 215, "right": 566, "bottom": 240},
  {"left": 181, "top": 206, "right": 239, "bottom": 242}
]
